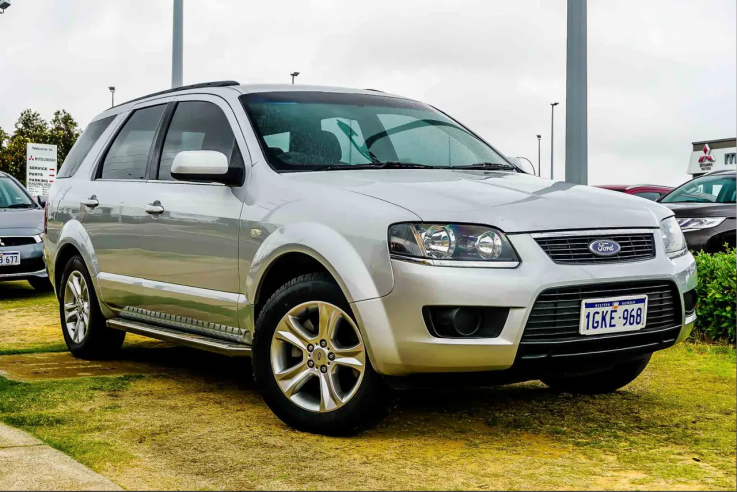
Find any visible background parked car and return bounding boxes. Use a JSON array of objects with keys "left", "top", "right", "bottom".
[
  {"left": 659, "top": 170, "right": 736, "bottom": 253},
  {"left": 595, "top": 184, "right": 674, "bottom": 201},
  {"left": 0, "top": 171, "right": 51, "bottom": 290}
]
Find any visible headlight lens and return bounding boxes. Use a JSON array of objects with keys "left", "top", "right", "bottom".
[
  {"left": 389, "top": 223, "right": 519, "bottom": 267},
  {"left": 676, "top": 217, "right": 726, "bottom": 232},
  {"left": 660, "top": 217, "right": 687, "bottom": 259}
]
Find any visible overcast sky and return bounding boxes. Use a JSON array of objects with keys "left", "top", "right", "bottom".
[{"left": 1, "top": 0, "right": 734, "bottom": 186}]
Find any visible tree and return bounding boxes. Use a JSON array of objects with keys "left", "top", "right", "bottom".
[
  {"left": 0, "top": 109, "right": 80, "bottom": 184},
  {"left": 48, "top": 110, "right": 81, "bottom": 163}
]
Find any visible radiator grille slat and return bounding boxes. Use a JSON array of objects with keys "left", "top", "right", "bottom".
[{"left": 535, "top": 234, "right": 656, "bottom": 264}]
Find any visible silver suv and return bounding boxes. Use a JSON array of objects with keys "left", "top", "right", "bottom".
[{"left": 45, "top": 81, "right": 697, "bottom": 435}]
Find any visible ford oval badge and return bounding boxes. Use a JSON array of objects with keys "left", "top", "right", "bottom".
[{"left": 589, "top": 239, "right": 621, "bottom": 256}]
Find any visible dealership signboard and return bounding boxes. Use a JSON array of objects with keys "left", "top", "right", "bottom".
[
  {"left": 687, "top": 138, "right": 736, "bottom": 176},
  {"left": 25, "top": 143, "right": 57, "bottom": 196}
]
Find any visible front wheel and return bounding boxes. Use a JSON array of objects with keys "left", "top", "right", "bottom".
[
  {"left": 252, "top": 273, "right": 395, "bottom": 436},
  {"left": 58, "top": 255, "right": 125, "bottom": 359},
  {"left": 541, "top": 354, "right": 652, "bottom": 394}
]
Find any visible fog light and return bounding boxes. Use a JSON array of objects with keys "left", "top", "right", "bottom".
[{"left": 437, "top": 307, "right": 481, "bottom": 336}]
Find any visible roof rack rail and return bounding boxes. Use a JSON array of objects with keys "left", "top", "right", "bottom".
[
  {"left": 363, "top": 88, "right": 384, "bottom": 92},
  {"left": 116, "top": 80, "right": 240, "bottom": 107}
]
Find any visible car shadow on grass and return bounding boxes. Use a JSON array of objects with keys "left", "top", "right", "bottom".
[
  {"left": 111, "top": 341, "right": 657, "bottom": 442},
  {"left": 0, "top": 280, "right": 55, "bottom": 306}
]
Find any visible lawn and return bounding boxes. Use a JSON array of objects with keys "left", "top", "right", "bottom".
[{"left": 0, "top": 280, "right": 735, "bottom": 490}]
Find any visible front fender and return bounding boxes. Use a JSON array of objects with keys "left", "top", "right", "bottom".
[{"left": 246, "top": 222, "right": 394, "bottom": 306}]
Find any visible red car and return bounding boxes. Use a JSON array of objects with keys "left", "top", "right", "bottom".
[{"left": 595, "top": 184, "right": 674, "bottom": 201}]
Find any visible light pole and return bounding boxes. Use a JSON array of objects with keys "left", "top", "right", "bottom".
[
  {"left": 550, "top": 102, "right": 559, "bottom": 180},
  {"left": 565, "top": 0, "right": 588, "bottom": 185},
  {"left": 536, "top": 134, "right": 542, "bottom": 177},
  {"left": 290, "top": 72, "right": 300, "bottom": 84},
  {"left": 172, "top": 0, "right": 183, "bottom": 88},
  {"left": 109, "top": 86, "right": 116, "bottom": 107}
]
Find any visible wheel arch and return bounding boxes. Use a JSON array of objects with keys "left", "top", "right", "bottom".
[{"left": 247, "top": 223, "right": 393, "bottom": 321}]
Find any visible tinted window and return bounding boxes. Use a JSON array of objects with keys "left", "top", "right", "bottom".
[
  {"left": 240, "top": 92, "right": 508, "bottom": 172},
  {"left": 0, "top": 177, "right": 35, "bottom": 209},
  {"left": 158, "top": 101, "right": 241, "bottom": 181},
  {"left": 662, "top": 174, "right": 736, "bottom": 204},
  {"left": 100, "top": 105, "right": 165, "bottom": 180},
  {"left": 58, "top": 116, "right": 116, "bottom": 178},
  {"left": 633, "top": 192, "right": 660, "bottom": 201}
]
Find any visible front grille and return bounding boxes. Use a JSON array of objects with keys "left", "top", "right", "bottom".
[
  {"left": 535, "top": 233, "right": 655, "bottom": 264},
  {"left": 518, "top": 281, "right": 682, "bottom": 359},
  {"left": 0, "top": 257, "right": 45, "bottom": 276},
  {"left": 0, "top": 236, "right": 37, "bottom": 247}
]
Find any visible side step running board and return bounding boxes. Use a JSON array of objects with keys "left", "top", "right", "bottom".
[{"left": 107, "top": 318, "right": 252, "bottom": 357}]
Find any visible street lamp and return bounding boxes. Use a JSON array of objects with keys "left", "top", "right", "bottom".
[
  {"left": 0, "top": 1, "right": 11, "bottom": 14},
  {"left": 290, "top": 72, "right": 300, "bottom": 84},
  {"left": 536, "top": 134, "right": 542, "bottom": 178},
  {"left": 109, "top": 86, "right": 116, "bottom": 107},
  {"left": 550, "top": 102, "right": 559, "bottom": 179}
]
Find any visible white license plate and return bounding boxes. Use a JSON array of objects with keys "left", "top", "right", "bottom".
[
  {"left": 579, "top": 295, "right": 648, "bottom": 335},
  {"left": 0, "top": 251, "right": 21, "bottom": 266}
]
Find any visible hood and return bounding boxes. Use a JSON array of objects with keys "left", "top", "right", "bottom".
[
  {"left": 0, "top": 208, "right": 44, "bottom": 236},
  {"left": 284, "top": 170, "right": 672, "bottom": 233},
  {"left": 661, "top": 202, "right": 736, "bottom": 219}
]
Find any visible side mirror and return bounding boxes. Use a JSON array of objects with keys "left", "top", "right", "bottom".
[
  {"left": 36, "top": 195, "right": 47, "bottom": 208},
  {"left": 170, "top": 150, "right": 243, "bottom": 185}
]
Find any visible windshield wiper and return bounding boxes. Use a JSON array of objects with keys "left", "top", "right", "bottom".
[
  {"left": 3, "top": 203, "right": 37, "bottom": 209},
  {"left": 452, "top": 162, "right": 518, "bottom": 171},
  {"left": 314, "top": 162, "right": 439, "bottom": 171}
]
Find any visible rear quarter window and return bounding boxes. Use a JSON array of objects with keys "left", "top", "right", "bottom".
[{"left": 57, "top": 115, "right": 116, "bottom": 178}]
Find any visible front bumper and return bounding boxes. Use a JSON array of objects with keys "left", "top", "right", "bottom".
[
  {"left": 352, "top": 231, "right": 697, "bottom": 376},
  {"left": 0, "top": 241, "right": 48, "bottom": 281}
]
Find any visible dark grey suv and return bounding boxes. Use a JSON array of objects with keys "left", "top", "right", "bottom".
[{"left": 0, "top": 171, "right": 50, "bottom": 290}]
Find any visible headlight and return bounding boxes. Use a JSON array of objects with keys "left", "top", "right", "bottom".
[
  {"left": 660, "top": 217, "right": 687, "bottom": 259},
  {"left": 676, "top": 217, "right": 726, "bottom": 232},
  {"left": 388, "top": 223, "right": 520, "bottom": 267}
]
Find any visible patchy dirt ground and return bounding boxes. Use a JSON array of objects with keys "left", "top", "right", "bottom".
[{"left": 1, "top": 281, "right": 735, "bottom": 490}]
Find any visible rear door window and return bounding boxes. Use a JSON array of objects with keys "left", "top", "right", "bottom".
[
  {"left": 99, "top": 105, "right": 166, "bottom": 180},
  {"left": 58, "top": 115, "right": 116, "bottom": 178},
  {"left": 157, "top": 101, "right": 243, "bottom": 181}
]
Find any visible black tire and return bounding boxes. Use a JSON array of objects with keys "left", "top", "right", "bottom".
[
  {"left": 252, "top": 272, "right": 396, "bottom": 436},
  {"left": 58, "top": 255, "right": 125, "bottom": 359},
  {"left": 28, "top": 276, "right": 53, "bottom": 292},
  {"left": 542, "top": 354, "right": 652, "bottom": 394}
]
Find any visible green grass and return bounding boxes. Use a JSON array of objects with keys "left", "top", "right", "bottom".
[
  {"left": 0, "top": 343, "right": 733, "bottom": 490},
  {"left": 0, "top": 343, "right": 68, "bottom": 356}
]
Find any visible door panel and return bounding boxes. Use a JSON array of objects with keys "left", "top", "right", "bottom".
[
  {"left": 136, "top": 97, "right": 248, "bottom": 330},
  {"left": 81, "top": 104, "right": 168, "bottom": 309}
]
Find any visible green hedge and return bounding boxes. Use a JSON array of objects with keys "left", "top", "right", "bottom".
[{"left": 692, "top": 248, "right": 736, "bottom": 343}]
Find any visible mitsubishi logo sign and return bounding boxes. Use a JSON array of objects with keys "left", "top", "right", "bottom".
[
  {"left": 698, "top": 144, "right": 716, "bottom": 171},
  {"left": 698, "top": 144, "right": 716, "bottom": 164}
]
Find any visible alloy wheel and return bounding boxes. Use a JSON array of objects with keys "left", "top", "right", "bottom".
[
  {"left": 270, "top": 301, "right": 366, "bottom": 413},
  {"left": 63, "top": 271, "right": 91, "bottom": 344}
]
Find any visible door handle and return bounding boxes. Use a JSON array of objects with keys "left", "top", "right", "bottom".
[
  {"left": 81, "top": 196, "right": 99, "bottom": 208},
  {"left": 145, "top": 201, "right": 165, "bottom": 215}
]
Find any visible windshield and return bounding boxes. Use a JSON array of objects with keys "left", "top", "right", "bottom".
[
  {"left": 240, "top": 92, "right": 513, "bottom": 172},
  {"left": 0, "top": 177, "right": 35, "bottom": 209},
  {"left": 661, "top": 174, "right": 736, "bottom": 204}
]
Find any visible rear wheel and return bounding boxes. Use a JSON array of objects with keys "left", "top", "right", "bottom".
[
  {"left": 542, "top": 354, "right": 652, "bottom": 394},
  {"left": 252, "top": 273, "right": 395, "bottom": 436},
  {"left": 59, "top": 256, "right": 125, "bottom": 359}
]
